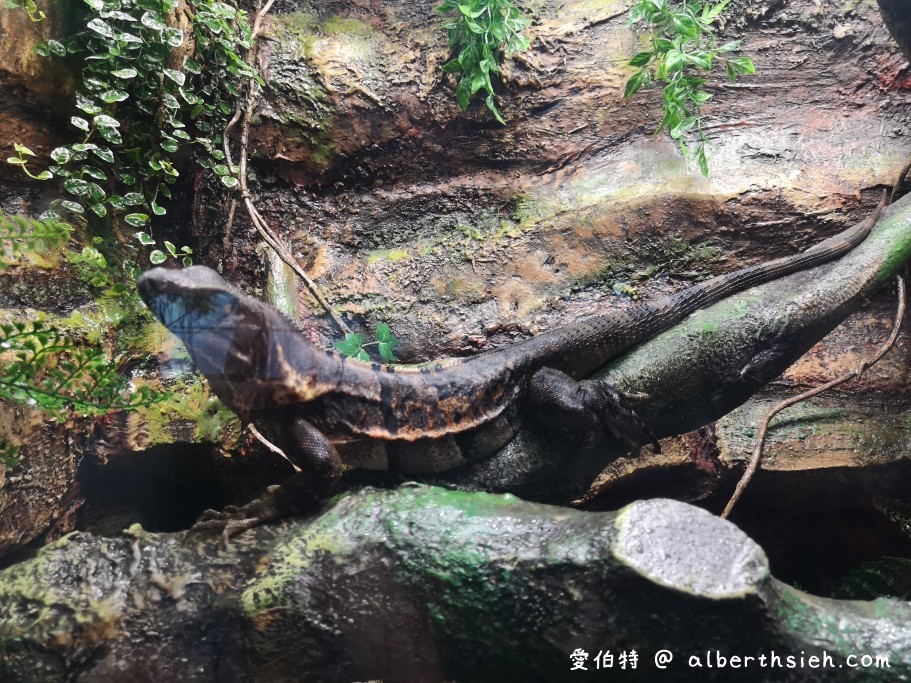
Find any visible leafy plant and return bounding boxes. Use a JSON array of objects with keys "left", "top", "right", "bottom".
[
  {"left": 7, "top": 0, "right": 258, "bottom": 262},
  {"left": 625, "top": 0, "right": 755, "bottom": 176},
  {"left": 4, "top": 0, "right": 45, "bottom": 22},
  {"left": 334, "top": 322, "right": 400, "bottom": 362},
  {"left": 0, "top": 214, "right": 73, "bottom": 266},
  {"left": 0, "top": 439, "right": 19, "bottom": 470},
  {"left": 6, "top": 144, "right": 52, "bottom": 181},
  {"left": 832, "top": 498, "right": 911, "bottom": 600},
  {"left": 134, "top": 231, "right": 192, "bottom": 266},
  {"left": 436, "top": 0, "right": 531, "bottom": 123},
  {"left": 0, "top": 320, "right": 166, "bottom": 417},
  {"left": 67, "top": 238, "right": 114, "bottom": 289}
]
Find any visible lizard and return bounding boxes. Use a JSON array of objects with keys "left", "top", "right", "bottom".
[{"left": 137, "top": 193, "right": 884, "bottom": 536}]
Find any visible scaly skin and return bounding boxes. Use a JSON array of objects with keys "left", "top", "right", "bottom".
[{"left": 137, "top": 196, "right": 883, "bottom": 537}]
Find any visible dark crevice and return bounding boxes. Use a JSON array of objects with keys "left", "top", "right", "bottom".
[{"left": 75, "top": 443, "right": 294, "bottom": 535}]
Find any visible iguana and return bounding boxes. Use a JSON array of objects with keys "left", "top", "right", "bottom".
[{"left": 137, "top": 195, "right": 884, "bottom": 536}]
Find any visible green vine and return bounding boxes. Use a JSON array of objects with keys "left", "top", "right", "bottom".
[
  {"left": 436, "top": 0, "right": 531, "bottom": 123},
  {"left": 625, "top": 0, "right": 755, "bottom": 176},
  {"left": 4, "top": 0, "right": 45, "bottom": 22},
  {"left": 8, "top": 0, "right": 258, "bottom": 264}
]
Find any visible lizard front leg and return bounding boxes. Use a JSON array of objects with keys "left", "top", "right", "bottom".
[
  {"left": 526, "top": 367, "right": 660, "bottom": 453},
  {"left": 192, "top": 412, "right": 343, "bottom": 545}
]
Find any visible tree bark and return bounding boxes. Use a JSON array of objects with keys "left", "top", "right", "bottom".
[{"left": 1, "top": 488, "right": 909, "bottom": 682}]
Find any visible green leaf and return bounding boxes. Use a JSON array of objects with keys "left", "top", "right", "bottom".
[
  {"left": 125, "top": 213, "right": 149, "bottom": 227},
  {"left": 718, "top": 39, "right": 743, "bottom": 53},
  {"left": 706, "top": 0, "right": 729, "bottom": 21},
  {"left": 469, "top": 70, "right": 486, "bottom": 94},
  {"left": 86, "top": 18, "right": 114, "bottom": 38},
  {"left": 670, "top": 13, "right": 699, "bottom": 38},
  {"left": 624, "top": 69, "right": 648, "bottom": 98},
  {"left": 687, "top": 51, "right": 712, "bottom": 70},
  {"left": 455, "top": 78, "right": 471, "bottom": 111},
  {"left": 64, "top": 179, "right": 90, "bottom": 196},
  {"left": 140, "top": 11, "right": 167, "bottom": 30},
  {"left": 116, "top": 30, "right": 142, "bottom": 43},
  {"left": 696, "top": 144, "right": 709, "bottom": 176},
  {"left": 163, "top": 27, "right": 184, "bottom": 47},
  {"left": 50, "top": 147, "right": 71, "bottom": 164},
  {"left": 219, "top": 175, "right": 238, "bottom": 188},
  {"left": 86, "top": 182, "right": 106, "bottom": 203},
  {"left": 6, "top": 157, "right": 26, "bottom": 166},
  {"left": 726, "top": 61, "right": 736, "bottom": 82},
  {"left": 628, "top": 51, "right": 654, "bottom": 68},
  {"left": 333, "top": 333, "right": 366, "bottom": 358},
  {"left": 441, "top": 58, "right": 463, "bottom": 74},
  {"left": 97, "top": 127, "right": 122, "bottom": 144},
  {"left": 70, "top": 116, "right": 89, "bottom": 132},
  {"left": 46, "top": 40, "right": 66, "bottom": 57},
  {"left": 151, "top": 201, "right": 166, "bottom": 216},
  {"left": 92, "top": 147, "right": 115, "bottom": 164},
  {"left": 727, "top": 56, "right": 755, "bottom": 75},
  {"left": 14, "top": 143, "right": 35, "bottom": 156},
  {"left": 134, "top": 231, "right": 156, "bottom": 245},
  {"left": 665, "top": 49, "right": 689, "bottom": 73},
  {"left": 100, "top": 89, "right": 129, "bottom": 103},
  {"left": 81, "top": 165, "right": 107, "bottom": 180},
  {"left": 485, "top": 93, "right": 505, "bottom": 124},
  {"left": 507, "top": 34, "right": 530, "bottom": 53},
  {"left": 670, "top": 115, "right": 697, "bottom": 139},
  {"left": 59, "top": 200, "right": 84, "bottom": 214},
  {"left": 149, "top": 250, "right": 167, "bottom": 265},
  {"left": 376, "top": 322, "right": 399, "bottom": 362},
  {"left": 122, "top": 192, "right": 145, "bottom": 206},
  {"left": 162, "top": 68, "right": 185, "bottom": 85},
  {"left": 75, "top": 95, "right": 103, "bottom": 115},
  {"left": 90, "top": 203, "right": 107, "bottom": 217},
  {"left": 110, "top": 67, "right": 139, "bottom": 79},
  {"left": 376, "top": 322, "right": 394, "bottom": 343},
  {"left": 93, "top": 114, "right": 120, "bottom": 128}
]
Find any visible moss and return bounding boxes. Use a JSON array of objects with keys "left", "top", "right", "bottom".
[
  {"left": 241, "top": 499, "right": 361, "bottom": 614},
  {"left": 367, "top": 247, "right": 410, "bottom": 264},
  {"left": 877, "top": 210, "right": 911, "bottom": 283},
  {"left": 138, "top": 376, "right": 240, "bottom": 447},
  {"left": 264, "top": 13, "right": 340, "bottom": 170},
  {"left": 0, "top": 533, "right": 122, "bottom": 641},
  {"left": 321, "top": 16, "right": 374, "bottom": 38}
]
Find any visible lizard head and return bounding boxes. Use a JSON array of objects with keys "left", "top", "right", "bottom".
[
  {"left": 137, "top": 265, "right": 251, "bottom": 379},
  {"left": 137, "top": 265, "right": 321, "bottom": 417}
]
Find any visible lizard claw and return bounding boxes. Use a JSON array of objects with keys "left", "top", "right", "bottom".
[
  {"left": 188, "top": 484, "right": 292, "bottom": 549},
  {"left": 580, "top": 380, "right": 661, "bottom": 454}
]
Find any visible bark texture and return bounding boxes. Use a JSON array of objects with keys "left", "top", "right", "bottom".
[{"left": 1, "top": 488, "right": 909, "bottom": 682}]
